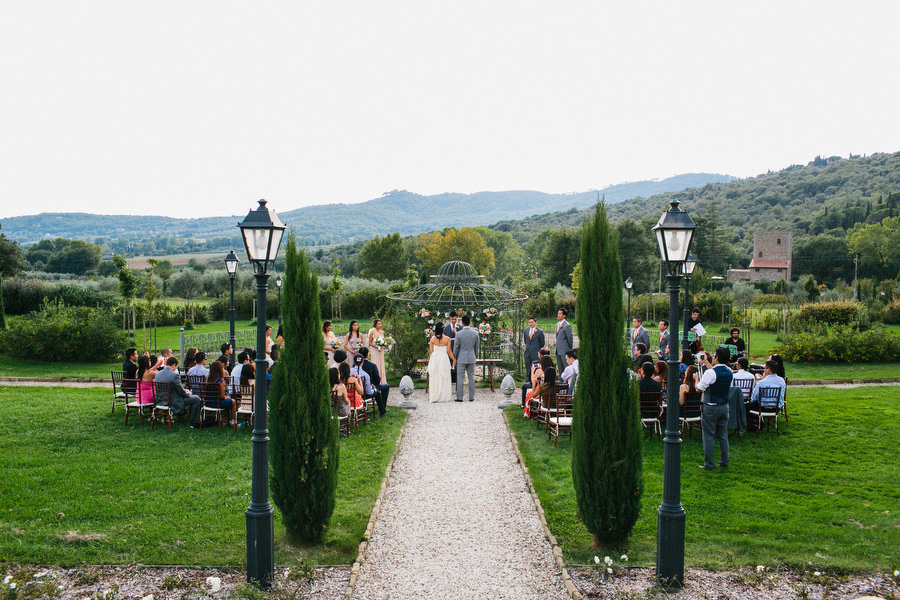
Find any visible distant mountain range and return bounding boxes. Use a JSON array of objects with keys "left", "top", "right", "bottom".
[{"left": 0, "top": 173, "right": 733, "bottom": 247}]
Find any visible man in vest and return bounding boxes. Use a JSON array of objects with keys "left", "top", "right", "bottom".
[{"left": 695, "top": 347, "right": 733, "bottom": 470}]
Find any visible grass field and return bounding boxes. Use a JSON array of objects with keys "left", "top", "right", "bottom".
[
  {"left": 0, "top": 386, "right": 406, "bottom": 566},
  {"left": 505, "top": 385, "right": 900, "bottom": 571}
]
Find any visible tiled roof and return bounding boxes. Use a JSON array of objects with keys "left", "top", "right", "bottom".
[{"left": 749, "top": 259, "right": 790, "bottom": 269}]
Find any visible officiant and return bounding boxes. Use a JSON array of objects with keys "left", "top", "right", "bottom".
[
  {"left": 687, "top": 307, "right": 705, "bottom": 354},
  {"left": 444, "top": 311, "right": 460, "bottom": 384}
]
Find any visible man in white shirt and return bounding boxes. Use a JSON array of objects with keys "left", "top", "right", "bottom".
[
  {"left": 230, "top": 351, "right": 249, "bottom": 395},
  {"left": 695, "top": 348, "right": 733, "bottom": 470},
  {"left": 731, "top": 357, "right": 756, "bottom": 400},
  {"left": 560, "top": 349, "right": 579, "bottom": 394}
]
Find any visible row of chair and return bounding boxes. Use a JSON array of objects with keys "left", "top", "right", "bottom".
[
  {"left": 334, "top": 392, "right": 378, "bottom": 438},
  {"left": 526, "top": 383, "right": 573, "bottom": 446}
]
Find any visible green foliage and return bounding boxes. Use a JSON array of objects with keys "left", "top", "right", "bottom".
[
  {"left": 690, "top": 290, "right": 733, "bottom": 324},
  {"left": 803, "top": 275, "right": 820, "bottom": 302},
  {"left": 26, "top": 237, "right": 103, "bottom": 275},
  {"left": 0, "top": 227, "right": 28, "bottom": 276},
  {"left": 540, "top": 228, "right": 581, "bottom": 288},
  {"left": 473, "top": 226, "right": 524, "bottom": 286},
  {"left": 269, "top": 232, "right": 339, "bottom": 545},
  {"left": 869, "top": 300, "right": 900, "bottom": 325},
  {"left": 416, "top": 227, "right": 495, "bottom": 276},
  {"left": 572, "top": 203, "right": 642, "bottom": 546},
  {"left": 111, "top": 254, "right": 137, "bottom": 303},
  {"left": 0, "top": 299, "right": 125, "bottom": 362},
  {"left": 847, "top": 216, "right": 900, "bottom": 281},
  {"left": 0, "top": 275, "right": 5, "bottom": 330},
  {"left": 616, "top": 218, "right": 660, "bottom": 294},
  {"left": 776, "top": 324, "right": 900, "bottom": 363},
  {"left": 792, "top": 234, "right": 852, "bottom": 284},
  {"left": 360, "top": 232, "right": 409, "bottom": 281},
  {"left": 386, "top": 309, "right": 429, "bottom": 376},
  {"left": 0, "top": 276, "right": 117, "bottom": 315},
  {"left": 795, "top": 300, "right": 860, "bottom": 325}
]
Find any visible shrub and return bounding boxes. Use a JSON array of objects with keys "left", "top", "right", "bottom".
[
  {"left": 0, "top": 276, "right": 117, "bottom": 315},
  {"left": 795, "top": 301, "right": 860, "bottom": 325},
  {"left": 691, "top": 290, "right": 733, "bottom": 323},
  {"left": 870, "top": 300, "right": 900, "bottom": 325},
  {"left": 0, "top": 299, "right": 126, "bottom": 361},
  {"left": 776, "top": 324, "right": 900, "bottom": 363}
]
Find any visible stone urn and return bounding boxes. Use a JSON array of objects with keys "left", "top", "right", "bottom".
[
  {"left": 398, "top": 375, "right": 417, "bottom": 409},
  {"left": 497, "top": 374, "right": 517, "bottom": 409}
]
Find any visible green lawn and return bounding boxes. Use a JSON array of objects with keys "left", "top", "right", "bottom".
[
  {"left": 506, "top": 385, "right": 900, "bottom": 571},
  {"left": 0, "top": 386, "right": 406, "bottom": 566}
]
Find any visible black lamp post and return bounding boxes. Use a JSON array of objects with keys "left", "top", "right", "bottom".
[
  {"left": 225, "top": 250, "right": 240, "bottom": 370},
  {"left": 681, "top": 254, "right": 697, "bottom": 354},
  {"left": 624, "top": 277, "right": 634, "bottom": 347},
  {"left": 275, "top": 275, "right": 283, "bottom": 327},
  {"left": 237, "top": 199, "right": 285, "bottom": 589},
  {"left": 651, "top": 199, "right": 696, "bottom": 589}
]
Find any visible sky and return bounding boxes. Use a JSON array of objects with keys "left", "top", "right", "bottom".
[{"left": 2, "top": 1, "right": 899, "bottom": 220}]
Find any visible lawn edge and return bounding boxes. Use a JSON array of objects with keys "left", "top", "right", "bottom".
[
  {"left": 342, "top": 411, "right": 409, "bottom": 600},
  {"left": 503, "top": 408, "right": 583, "bottom": 600}
]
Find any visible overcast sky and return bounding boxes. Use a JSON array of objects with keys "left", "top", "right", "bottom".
[{"left": 2, "top": 2, "right": 898, "bottom": 220}]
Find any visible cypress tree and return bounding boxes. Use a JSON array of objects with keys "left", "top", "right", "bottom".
[
  {"left": 269, "top": 231, "right": 339, "bottom": 545},
  {"left": 571, "top": 202, "right": 643, "bottom": 547},
  {"left": 0, "top": 274, "right": 5, "bottom": 329}
]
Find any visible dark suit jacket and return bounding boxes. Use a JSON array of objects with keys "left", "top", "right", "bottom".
[
  {"left": 361, "top": 359, "right": 381, "bottom": 386},
  {"left": 639, "top": 376, "right": 662, "bottom": 394},
  {"left": 443, "top": 322, "right": 459, "bottom": 339},
  {"left": 523, "top": 326, "right": 545, "bottom": 367}
]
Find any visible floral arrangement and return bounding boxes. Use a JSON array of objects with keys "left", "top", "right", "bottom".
[
  {"left": 482, "top": 307, "right": 499, "bottom": 319},
  {"left": 373, "top": 335, "right": 395, "bottom": 351},
  {"left": 478, "top": 322, "right": 492, "bottom": 336},
  {"left": 330, "top": 339, "right": 342, "bottom": 350},
  {"left": 455, "top": 308, "right": 467, "bottom": 317},
  {"left": 416, "top": 308, "right": 432, "bottom": 318},
  {"left": 351, "top": 341, "right": 365, "bottom": 351},
  {"left": 424, "top": 325, "right": 435, "bottom": 339}
]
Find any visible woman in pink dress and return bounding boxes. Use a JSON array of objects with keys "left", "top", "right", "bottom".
[
  {"left": 367, "top": 318, "right": 387, "bottom": 381},
  {"left": 137, "top": 355, "right": 160, "bottom": 404}
]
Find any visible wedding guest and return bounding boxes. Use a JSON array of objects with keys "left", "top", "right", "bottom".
[
  {"left": 339, "top": 361, "right": 363, "bottom": 411},
  {"left": 183, "top": 347, "right": 199, "bottom": 371},
  {"left": 137, "top": 355, "right": 160, "bottom": 404},
  {"left": 275, "top": 324, "right": 284, "bottom": 348},
  {"left": 343, "top": 320, "right": 364, "bottom": 359},
  {"left": 748, "top": 360, "right": 786, "bottom": 412},
  {"left": 633, "top": 343, "right": 653, "bottom": 370},
  {"left": 122, "top": 348, "right": 138, "bottom": 393},
  {"left": 187, "top": 351, "right": 210, "bottom": 378},
  {"left": 367, "top": 318, "right": 387, "bottom": 381},
  {"left": 323, "top": 321, "right": 338, "bottom": 367},
  {"left": 205, "top": 360, "right": 234, "bottom": 420},
  {"left": 359, "top": 347, "right": 389, "bottom": 416},
  {"left": 639, "top": 362, "right": 662, "bottom": 393},
  {"left": 522, "top": 348, "right": 552, "bottom": 407},
  {"left": 239, "top": 361, "right": 256, "bottom": 389},
  {"left": 679, "top": 349, "right": 695, "bottom": 383},
  {"left": 264, "top": 326, "right": 275, "bottom": 362},
  {"left": 679, "top": 364, "right": 700, "bottom": 406},
  {"left": 220, "top": 343, "right": 233, "bottom": 360},
  {"left": 654, "top": 360, "right": 668, "bottom": 391},
  {"left": 767, "top": 353, "right": 786, "bottom": 379},
  {"left": 231, "top": 351, "right": 249, "bottom": 396},
  {"left": 330, "top": 368, "right": 350, "bottom": 419},
  {"left": 560, "top": 349, "right": 579, "bottom": 394},
  {"left": 155, "top": 357, "right": 201, "bottom": 428}
]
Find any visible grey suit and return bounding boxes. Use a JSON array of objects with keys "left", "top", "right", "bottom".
[
  {"left": 657, "top": 329, "right": 670, "bottom": 361},
  {"left": 453, "top": 326, "right": 480, "bottom": 401},
  {"left": 523, "top": 326, "right": 545, "bottom": 369},
  {"left": 555, "top": 320, "right": 573, "bottom": 375},
  {"left": 155, "top": 366, "right": 200, "bottom": 426},
  {"left": 630, "top": 326, "right": 650, "bottom": 354}
]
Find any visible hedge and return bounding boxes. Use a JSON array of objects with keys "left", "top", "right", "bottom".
[{"left": 775, "top": 324, "right": 900, "bottom": 363}]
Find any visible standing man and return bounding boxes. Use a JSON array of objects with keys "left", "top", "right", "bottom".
[
  {"left": 655, "top": 319, "right": 670, "bottom": 361},
  {"left": 554, "top": 308, "right": 573, "bottom": 375},
  {"left": 695, "top": 347, "right": 733, "bottom": 470},
  {"left": 444, "top": 311, "right": 459, "bottom": 384},
  {"left": 453, "top": 315, "right": 480, "bottom": 402},
  {"left": 630, "top": 317, "right": 650, "bottom": 358},
  {"left": 523, "top": 317, "right": 545, "bottom": 373}
]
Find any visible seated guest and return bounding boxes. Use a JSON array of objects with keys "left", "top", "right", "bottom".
[
  {"left": 205, "top": 360, "right": 234, "bottom": 417},
  {"left": 339, "top": 362, "right": 364, "bottom": 410},
  {"left": 332, "top": 349, "right": 348, "bottom": 367},
  {"left": 351, "top": 353, "right": 376, "bottom": 407},
  {"left": 217, "top": 355, "right": 229, "bottom": 368},
  {"left": 183, "top": 347, "right": 199, "bottom": 371},
  {"left": 359, "top": 347, "right": 389, "bottom": 416},
  {"left": 560, "top": 349, "right": 579, "bottom": 394},
  {"left": 638, "top": 361, "right": 662, "bottom": 394},
  {"left": 155, "top": 357, "right": 201, "bottom": 428},
  {"left": 522, "top": 347, "right": 552, "bottom": 406},
  {"left": 122, "top": 347, "right": 138, "bottom": 388},
  {"left": 679, "top": 364, "right": 700, "bottom": 407},
  {"left": 679, "top": 349, "right": 695, "bottom": 383},
  {"left": 654, "top": 360, "right": 668, "bottom": 390},
  {"left": 221, "top": 343, "right": 233, "bottom": 361},
  {"left": 231, "top": 352, "right": 249, "bottom": 396},
  {"left": 187, "top": 351, "right": 209, "bottom": 378},
  {"left": 748, "top": 360, "right": 786, "bottom": 412},
  {"left": 732, "top": 357, "right": 755, "bottom": 395},
  {"left": 239, "top": 361, "right": 256, "bottom": 390},
  {"left": 276, "top": 324, "right": 284, "bottom": 348},
  {"left": 767, "top": 353, "right": 786, "bottom": 379},
  {"left": 533, "top": 355, "right": 558, "bottom": 407},
  {"left": 160, "top": 348, "right": 174, "bottom": 362},
  {"left": 727, "top": 328, "right": 746, "bottom": 361},
  {"left": 633, "top": 343, "right": 653, "bottom": 370},
  {"left": 137, "top": 355, "right": 160, "bottom": 404},
  {"left": 329, "top": 368, "right": 350, "bottom": 418}
]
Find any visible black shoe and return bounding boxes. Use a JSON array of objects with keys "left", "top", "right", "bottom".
[
  {"left": 455, "top": 399, "right": 463, "bottom": 402},
  {"left": 469, "top": 399, "right": 474, "bottom": 402},
  {"left": 698, "top": 464, "right": 714, "bottom": 470}
]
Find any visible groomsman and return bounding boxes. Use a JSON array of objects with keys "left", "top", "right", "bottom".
[
  {"left": 656, "top": 319, "right": 670, "bottom": 361},
  {"left": 523, "top": 317, "right": 545, "bottom": 371},
  {"left": 444, "top": 311, "right": 459, "bottom": 383},
  {"left": 630, "top": 317, "right": 650, "bottom": 360},
  {"left": 555, "top": 308, "right": 573, "bottom": 375}
]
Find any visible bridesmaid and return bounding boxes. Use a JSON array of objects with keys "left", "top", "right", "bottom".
[
  {"left": 343, "top": 320, "right": 364, "bottom": 360},
  {"left": 323, "top": 320, "right": 338, "bottom": 367},
  {"left": 368, "top": 318, "right": 387, "bottom": 381}
]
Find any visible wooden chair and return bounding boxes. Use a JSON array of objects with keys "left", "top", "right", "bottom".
[
  {"left": 780, "top": 378, "right": 789, "bottom": 423},
  {"left": 123, "top": 378, "right": 150, "bottom": 426},
  {"left": 187, "top": 374, "right": 206, "bottom": 396},
  {"left": 680, "top": 391, "right": 703, "bottom": 438},
  {"left": 549, "top": 393, "right": 573, "bottom": 446},
  {"left": 732, "top": 377, "right": 754, "bottom": 402},
  {"left": 199, "top": 382, "right": 231, "bottom": 432},
  {"left": 639, "top": 391, "right": 663, "bottom": 440},
  {"left": 151, "top": 381, "right": 174, "bottom": 430},
  {"left": 537, "top": 384, "right": 565, "bottom": 432},
  {"left": 749, "top": 386, "right": 781, "bottom": 437},
  {"left": 234, "top": 384, "right": 255, "bottom": 431},
  {"left": 110, "top": 370, "right": 132, "bottom": 414},
  {"left": 331, "top": 388, "right": 350, "bottom": 438}
]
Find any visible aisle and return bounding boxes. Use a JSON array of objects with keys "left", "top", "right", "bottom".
[{"left": 352, "top": 390, "right": 570, "bottom": 600}]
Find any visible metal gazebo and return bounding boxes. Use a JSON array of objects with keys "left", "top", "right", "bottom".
[{"left": 387, "top": 260, "right": 528, "bottom": 373}]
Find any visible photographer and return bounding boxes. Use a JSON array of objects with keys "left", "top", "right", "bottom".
[{"left": 695, "top": 348, "right": 733, "bottom": 470}]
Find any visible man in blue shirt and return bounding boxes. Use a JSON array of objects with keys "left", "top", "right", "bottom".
[
  {"left": 748, "top": 360, "right": 786, "bottom": 410},
  {"left": 696, "top": 347, "right": 733, "bottom": 470}
]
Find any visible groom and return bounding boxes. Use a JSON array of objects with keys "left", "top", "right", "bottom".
[{"left": 453, "top": 315, "right": 480, "bottom": 402}]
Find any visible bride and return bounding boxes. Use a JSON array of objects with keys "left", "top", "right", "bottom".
[{"left": 427, "top": 321, "right": 456, "bottom": 402}]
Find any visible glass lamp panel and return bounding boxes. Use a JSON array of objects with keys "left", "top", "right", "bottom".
[{"left": 243, "top": 228, "right": 272, "bottom": 263}]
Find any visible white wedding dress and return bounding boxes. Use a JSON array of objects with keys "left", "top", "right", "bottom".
[{"left": 427, "top": 344, "right": 452, "bottom": 403}]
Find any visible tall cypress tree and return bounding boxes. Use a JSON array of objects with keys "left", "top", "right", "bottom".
[
  {"left": 269, "top": 231, "right": 339, "bottom": 545},
  {"left": 571, "top": 203, "right": 643, "bottom": 547}
]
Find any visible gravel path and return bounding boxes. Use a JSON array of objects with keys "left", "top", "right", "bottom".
[{"left": 352, "top": 389, "right": 569, "bottom": 600}]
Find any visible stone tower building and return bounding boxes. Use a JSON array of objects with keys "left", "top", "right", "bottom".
[{"left": 726, "top": 231, "right": 792, "bottom": 282}]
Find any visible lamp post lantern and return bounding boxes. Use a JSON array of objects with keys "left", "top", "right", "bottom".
[
  {"left": 624, "top": 277, "right": 634, "bottom": 347},
  {"left": 681, "top": 254, "right": 697, "bottom": 354},
  {"left": 651, "top": 199, "right": 696, "bottom": 589},
  {"left": 275, "top": 275, "right": 283, "bottom": 327},
  {"left": 225, "top": 250, "right": 240, "bottom": 370},
  {"left": 237, "top": 199, "right": 285, "bottom": 589}
]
